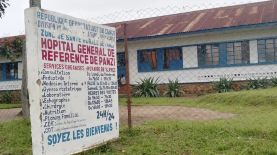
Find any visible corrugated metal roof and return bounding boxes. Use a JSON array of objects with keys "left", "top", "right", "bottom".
[
  {"left": 1, "top": 1, "right": 277, "bottom": 43},
  {"left": 0, "top": 35, "right": 25, "bottom": 45},
  {"left": 108, "top": 0, "right": 277, "bottom": 40}
]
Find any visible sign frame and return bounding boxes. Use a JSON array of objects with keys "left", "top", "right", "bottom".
[{"left": 25, "top": 7, "right": 119, "bottom": 155}]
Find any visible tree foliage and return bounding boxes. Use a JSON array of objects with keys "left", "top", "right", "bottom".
[
  {"left": 0, "top": 0, "right": 9, "bottom": 18},
  {"left": 0, "top": 37, "right": 23, "bottom": 61}
]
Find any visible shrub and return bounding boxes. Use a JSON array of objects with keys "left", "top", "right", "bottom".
[
  {"left": 214, "top": 78, "right": 233, "bottom": 93},
  {"left": 164, "top": 79, "right": 184, "bottom": 97},
  {"left": 247, "top": 78, "right": 269, "bottom": 89},
  {"left": 270, "top": 77, "right": 277, "bottom": 87},
  {"left": 134, "top": 77, "right": 160, "bottom": 97},
  {"left": 0, "top": 91, "right": 13, "bottom": 103}
]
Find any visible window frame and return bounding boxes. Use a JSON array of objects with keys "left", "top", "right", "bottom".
[
  {"left": 0, "top": 62, "right": 20, "bottom": 81},
  {"left": 198, "top": 41, "right": 250, "bottom": 68},
  {"left": 137, "top": 47, "right": 183, "bottom": 72},
  {"left": 135, "top": 37, "right": 277, "bottom": 72},
  {"left": 257, "top": 38, "right": 277, "bottom": 63},
  {"left": 226, "top": 41, "right": 250, "bottom": 65},
  {"left": 198, "top": 44, "right": 220, "bottom": 67},
  {"left": 162, "top": 47, "right": 183, "bottom": 70},
  {"left": 137, "top": 49, "right": 158, "bottom": 72},
  {"left": 117, "top": 52, "right": 126, "bottom": 81}
]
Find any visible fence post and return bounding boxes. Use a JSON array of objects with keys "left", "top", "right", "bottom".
[{"left": 123, "top": 23, "right": 132, "bottom": 129}]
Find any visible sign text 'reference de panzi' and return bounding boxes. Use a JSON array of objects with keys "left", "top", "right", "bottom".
[{"left": 25, "top": 8, "right": 119, "bottom": 155}]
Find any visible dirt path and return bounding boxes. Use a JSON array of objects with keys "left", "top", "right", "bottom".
[
  {"left": 120, "top": 106, "right": 235, "bottom": 125},
  {"left": 0, "top": 108, "right": 22, "bottom": 122},
  {"left": 0, "top": 106, "right": 235, "bottom": 125}
]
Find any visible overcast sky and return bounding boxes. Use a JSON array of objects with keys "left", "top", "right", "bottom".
[{"left": 0, "top": 0, "right": 267, "bottom": 38}]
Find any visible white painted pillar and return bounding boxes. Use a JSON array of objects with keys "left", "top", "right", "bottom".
[
  {"left": 250, "top": 40, "right": 258, "bottom": 64},
  {"left": 18, "top": 62, "right": 23, "bottom": 79},
  {"left": 182, "top": 46, "right": 198, "bottom": 68}
]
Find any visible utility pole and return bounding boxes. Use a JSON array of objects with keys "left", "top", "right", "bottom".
[
  {"left": 123, "top": 23, "right": 132, "bottom": 129},
  {"left": 21, "top": 0, "right": 42, "bottom": 118}
]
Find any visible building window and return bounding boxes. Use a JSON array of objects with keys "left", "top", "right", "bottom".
[
  {"left": 138, "top": 47, "right": 182, "bottom": 72},
  {"left": 163, "top": 48, "right": 182, "bottom": 70},
  {"left": 117, "top": 53, "right": 126, "bottom": 85},
  {"left": 258, "top": 39, "right": 277, "bottom": 63},
  {"left": 198, "top": 44, "right": 219, "bottom": 67},
  {"left": 198, "top": 41, "right": 250, "bottom": 67},
  {"left": 138, "top": 49, "right": 157, "bottom": 72},
  {"left": 0, "top": 62, "right": 19, "bottom": 81},
  {"left": 227, "top": 41, "right": 250, "bottom": 65},
  {"left": 0, "top": 64, "right": 2, "bottom": 81}
]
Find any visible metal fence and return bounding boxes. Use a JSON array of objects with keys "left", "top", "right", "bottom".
[
  {"left": 109, "top": 0, "right": 277, "bottom": 128},
  {"left": 0, "top": 0, "right": 277, "bottom": 154}
]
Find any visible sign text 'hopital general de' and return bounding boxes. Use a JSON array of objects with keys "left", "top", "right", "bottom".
[{"left": 25, "top": 8, "right": 119, "bottom": 155}]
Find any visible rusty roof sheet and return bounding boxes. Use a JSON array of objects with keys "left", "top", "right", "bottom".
[
  {"left": 0, "top": 35, "right": 25, "bottom": 45},
  {"left": 108, "top": 0, "right": 277, "bottom": 40},
  {"left": 1, "top": 1, "right": 277, "bottom": 43}
]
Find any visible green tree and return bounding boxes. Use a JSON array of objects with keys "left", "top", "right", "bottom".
[
  {"left": 0, "top": 37, "right": 23, "bottom": 61},
  {"left": 0, "top": 0, "right": 9, "bottom": 18}
]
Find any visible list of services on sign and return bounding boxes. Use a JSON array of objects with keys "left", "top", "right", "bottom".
[{"left": 25, "top": 8, "right": 119, "bottom": 155}]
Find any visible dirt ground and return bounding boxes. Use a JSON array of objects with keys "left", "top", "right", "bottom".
[
  {"left": 119, "top": 106, "right": 235, "bottom": 125},
  {"left": 0, "top": 106, "right": 235, "bottom": 125},
  {"left": 0, "top": 108, "right": 22, "bottom": 122}
]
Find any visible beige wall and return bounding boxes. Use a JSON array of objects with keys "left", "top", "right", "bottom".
[
  {"left": 117, "top": 27, "right": 277, "bottom": 84},
  {"left": 1, "top": 26, "right": 277, "bottom": 90}
]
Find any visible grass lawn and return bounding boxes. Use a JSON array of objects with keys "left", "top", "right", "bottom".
[
  {"left": 0, "top": 103, "right": 21, "bottom": 109},
  {"left": 0, "top": 119, "right": 32, "bottom": 154},
  {"left": 1, "top": 88, "right": 277, "bottom": 154}
]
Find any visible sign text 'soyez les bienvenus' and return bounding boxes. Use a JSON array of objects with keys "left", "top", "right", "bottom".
[{"left": 25, "top": 8, "right": 119, "bottom": 155}]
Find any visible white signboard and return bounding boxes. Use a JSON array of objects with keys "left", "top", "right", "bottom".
[{"left": 25, "top": 8, "right": 119, "bottom": 155}]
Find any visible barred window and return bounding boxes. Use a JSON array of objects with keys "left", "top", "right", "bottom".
[
  {"left": 198, "top": 44, "right": 219, "bottom": 66},
  {"left": 227, "top": 41, "right": 249, "bottom": 65},
  {"left": 258, "top": 39, "right": 277, "bottom": 63}
]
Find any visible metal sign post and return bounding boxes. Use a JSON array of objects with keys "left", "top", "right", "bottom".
[
  {"left": 123, "top": 23, "right": 132, "bottom": 129},
  {"left": 30, "top": 0, "right": 41, "bottom": 8}
]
